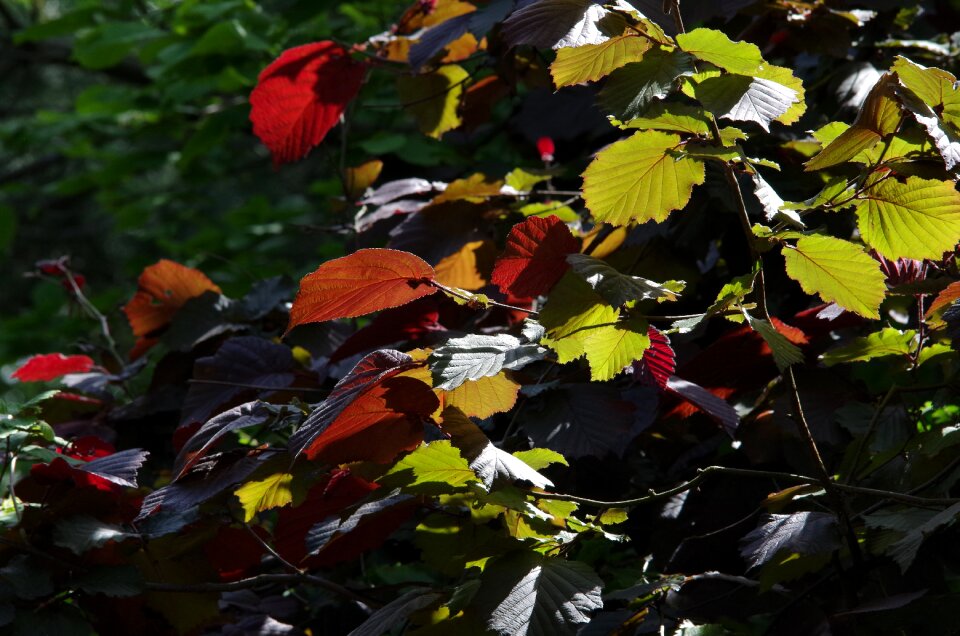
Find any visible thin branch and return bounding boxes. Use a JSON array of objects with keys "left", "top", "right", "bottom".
[
  {"left": 526, "top": 465, "right": 960, "bottom": 509},
  {"left": 429, "top": 280, "right": 538, "bottom": 316},
  {"left": 186, "top": 379, "right": 328, "bottom": 393},
  {"left": 144, "top": 572, "right": 381, "bottom": 607}
]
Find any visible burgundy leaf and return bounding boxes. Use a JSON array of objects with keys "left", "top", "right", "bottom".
[
  {"left": 633, "top": 326, "right": 675, "bottom": 390},
  {"left": 665, "top": 376, "right": 739, "bottom": 436},
  {"left": 491, "top": 215, "right": 580, "bottom": 297},
  {"left": 330, "top": 297, "right": 446, "bottom": 363}
]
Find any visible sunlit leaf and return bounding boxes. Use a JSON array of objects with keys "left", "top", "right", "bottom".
[
  {"left": 383, "top": 440, "right": 479, "bottom": 490},
  {"left": 249, "top": 42, "right": 365, "bottom": 166},
  {"left": 288, "top": 249, "right": 437, "bottom": 330},
  {"left": 123, "top": 259, "right": 221, "bottom": 343},
  {"left": 598, "top": 47, "right": 695, "bottom": 120},
  {"left": 566, "top": 253, "right": 681, "bottom": 306},
  {"left": 676, "top": 27, "right": 764, "bottom": 74},
  {"left": 582, "top": 318, "right": 650, "bottom": 381},
  {"left": 235, "top": 472, "right": 294, "bottom": 522},
  {"left": 550, "top": 34, "right": 650, "bottom": 87},
  {"left": 582, "top": 130, "right": 705, "bottom": 225},
  {"left": 429, "top": 333, "right": 546, "bottom": 391},
  {"left": 740, "top": 512, "right": 840, "bottom": 570},
  {"left": 693, "top": 74, "right": 798, "bottom": 132},
  {"left": 491, "top": 215, "right": 580, "bottom": 298},
  {"left": 397, "top": 64, "right": 469, "bottom": 138},
  {"left": 783, "top": 236, "right": 886, "bottom": 319},
  {"left": 12, "top": 353, "right": 95, "bottom": 382},
  {"left": 820, "top": 328, "right": 915, "bottom": 366},
  {"left": 501, "top": 0, "right": 627, "bottom": 50}
]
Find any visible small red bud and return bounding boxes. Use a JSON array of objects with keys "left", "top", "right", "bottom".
[{"left": 536, "top": 136, "right": 555, "bottom": 162}]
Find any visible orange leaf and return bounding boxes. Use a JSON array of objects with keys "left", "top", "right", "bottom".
[
  {"left": 287, "top": 248, "right": 438, "bottom": 331},
  {"left": 926, "top": 280, "right": 960, "bottom": 325},
  {"left": 433, "top": 239, "right": 496, "bottom": 290},
  {"left": 123, "top": 259, "right": 221, "bottom": 339},
  {"left": 304, "top": 376, "right": 439, "bottom": 464}
]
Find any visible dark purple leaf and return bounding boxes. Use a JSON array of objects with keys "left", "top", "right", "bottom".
[
  {"left": 740, "top": 512, "right": 840, "bottom": 570},
  {"left": 305, "top": 492, "right": 414, "bottom": 555},
  {"left": 521, "top": 384, "right": 637, "bottom": 458},
  {"left": 665, "top": 376, "right": 740, "bottom": 436},
  {"left": 181, "top": 336, "right": 296, "bottom": 425},
  {"left": 173, "top": 401, "right": 279, "bottom": 480},
  {"left": 78, "top": 449, "right": 150, "bottom": 488}
]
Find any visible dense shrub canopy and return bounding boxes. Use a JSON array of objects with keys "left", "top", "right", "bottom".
[{"left": 3, "top": 0, "right": 960, "bottom": 634}]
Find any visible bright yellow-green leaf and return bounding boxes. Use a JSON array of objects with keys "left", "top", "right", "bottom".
[
  {"left": 617, "top": 102, "right": 711, "bottom": 134},
  {"left": 821, "top": 328, "right": 915, "bottom": 366},
  {"left": 512, "top": 448, "right": 568, "bottom": 470},
  {"left": 582, "top": 318, "right": 650, "bottom": 381},
  {"left": 443, "top": 372, "right": 521, "bottom": 419},
  {"left": 386, "top": 440, "right": 479, "bottom": 489},
  {"left": 551, "top": 34, "right": 651, "bottom": 87},
  {"left": 805, "top": 73, "right": 901, "bottom": 171},
  {"left": 235, "top": 472, "right": 294, "bottom": 522},
  {"left": 519, "top": 201, "right": 580, "bottom": 223},
  {"left": 855, "top": 176, "right": 960, "bottom": 260},
  {"left": 505, "top": 168, "right": 550, "bottom": 192},
  {"left": 892, "top": 56, "right": 960, "bottom": 129},
  {"left": 396, "top": 64, "right": 469, "bottom": 139},
  {"left": 782, "top": 235, "right": 886, "bottom": 319},
  {"left": 539, "top": 273, "right": 619, "bottom": 363},
  {"left": 582, "top": 130, "right": 705, "bottom": 225},
  {"left": 598, "top": 508, "right": 629, "bottom": 525},
  {"left": 675, "top": 28, "right": 764, "bottom": 75}
]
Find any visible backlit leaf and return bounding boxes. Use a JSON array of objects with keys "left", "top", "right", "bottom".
[
  {"left": 384, "top": 440, "right": 479, "bottom": 490},
  {"left": 249, "top": 42, "right": 365, "bottom": 166},
  {"left": 442, "top": 372, "right": 522, "bottom": 419},
  {"left": 12, "top": 353, "right": 95, "bottom": 382},
  {"left": 123, "top": 259, "right": 221, "bottom": 341},
  {"left": 397, "top": 64, "right": 469, "bottom": 139},
  {"left": 744, "top": 313, "right": 804, "bottom": 371},
  {"left": 783, "top": 236, "right": 886, "bottom": 319},
  {"left": 805, "top": 74, "right": 901, "bottom": 171},
  {"left": 855, "top": 176, "right": 960, "bottom": 260},
  {"left": 633, "top": 326, "right": 675, "bottom": 390},
  {"left": 491, "top": 215, "right": 580, "bottom": 297},
  {"left": 582, "top": 130, "right": 705, "bottom": 225},
  {"left": 616, "top": 102, "right": 711, "bottom": 134},
  {"left": 892, "top": 56, "right": 960, "bottom": 129},
  {"left": 582, "top": 318, "right": 650, "bottom": 381},
  {"left": 676, "top": 28, "right": 764, "bottom": 74},
  {"left": 235, "top": 472, "right": 294, "bottom": 522},
  {"left": 473, "top": 550, "right": 603, "bottom": 636},
  {"left": 539, "top": 273, "right": 618, "bottom": 363},
  {"left": 550, "top": 34, "right": 651, "bottom": 87},
  {"left": 433, "top": 239, "right": 496, "bottom": 290},
  {"left": 820, "top": 328, "right": 915, "bottom": 366},
  {"left": 598, "top": 48, "right": 695, "bottom": 120},
  {"left": 288, "top": 249, "right": 437, "bottom": 330}
]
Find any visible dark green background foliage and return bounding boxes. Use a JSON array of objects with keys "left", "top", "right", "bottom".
[{"left": 3, "top": 0, "right": 960, "bottom": 635}]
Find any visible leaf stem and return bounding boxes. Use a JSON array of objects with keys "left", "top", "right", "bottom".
[
  {"left": 428, "top": 280, "right": 539, "bottom": 316},
  {"left": 144, "top": 572, "right": 381, "bottom": 607}
]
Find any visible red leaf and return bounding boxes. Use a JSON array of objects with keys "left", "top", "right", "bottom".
[
  {"left": 633, "top": 326, "right": 675, "bottom": 390},
  {"left": 304, "top": 376, "right": 438, "bottom": 464},
  {"left": 287, "top": 248, "right": 438, "bottom": 331},
  {"left": 122, "top": 260, "right": 221, "bottom": 358},
  {"left": 12, "top": 353, "right": 95, "bottom": 382},
  {"left": 204, "top": 526, "right": 266, "bottom": 581},
  {"left": 491, "top": 215, "right": 579, "bottom": 297},
  {"left": 249, "top": 41, "right": 366, "bottom": 166}
]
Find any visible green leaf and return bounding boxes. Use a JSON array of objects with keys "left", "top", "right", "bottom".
[
  {"left": 895, "top": 71, "right": 960, "bottom": 170},
  {"left": 386, "top": 440, "right": 480, "bottom": 489},
  {"left": 892, "top": 56, "right": 960, "bottom": 130},
  {"left": 397, "top": 65, "right": 469, "bottom": 139},
  {"left": 782, "top": 235, "right": 886, "bottom": 319},
  {"left": 693, "top": 74, "right": 798, "bottom": 132},
  {"left": 582, "top": 318, "right": 650, "bottom": 381},
  {"left": 598, "top": 48, "right": 694, "bottom": 120},
  {"left": 429, "top": 334, "right": 546, "bottom": 391},
  {"left": 820, "top": 328, "right": 915, "bottom": 366},
  {"left": 73, "top": 22, "right": 165, "bottom": 69},
  {"left": 616, "top": 102, "right": 711, "bottom": 135},
  {"left": 675, "top": 28, "right": 764, "bottom": 74},
  {"left": 473, "top": 550, "right": 603, "bottom": 636},
  {"left": 805, "top": 74, "right": 901, "bottom": 171},
  {"left": 539, "top": 273, "right": 619, "bottom": 363},
  {"left": 550, "top": 34, "right": 651, "bottom": 87},
  {"left": 744, "top": 313, "right": 804, "bottom": 371},
  {"left": 512, "top": 448, "right": 568, "bottom": 470},
  {"left": 855, "top": 176, "right": 960, "bottom": 260},
  {"left": 582, "top": 130, "right": 705, "bottom": 225},
  {"left": 235, "top": 472, "right": 294, "bottom": 522},
  {"left": 566, "top": 253, "right": 681, "bottom": 306}
]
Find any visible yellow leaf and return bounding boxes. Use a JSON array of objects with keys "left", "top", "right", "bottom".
[
  {"left": 434, "top": 240, "right": 496, "bottom": 290},
  {"left": 397, "top": 65, "right": 470, "bottom": 138},
  {"left": 235, "top": 473, "right": 294, "bottom": 522},
  {"left": 550, "top": 35, "right": 651, "bottom": 88}
]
